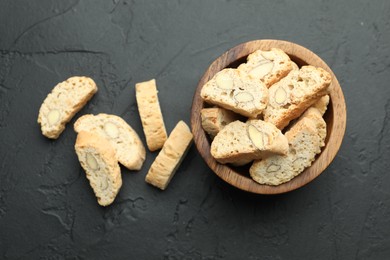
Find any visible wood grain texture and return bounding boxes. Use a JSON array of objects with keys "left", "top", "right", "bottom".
[{"left": 191, "top": 39, "right": 347, "bottom": 194}]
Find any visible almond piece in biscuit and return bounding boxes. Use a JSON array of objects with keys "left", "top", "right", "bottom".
[
  {"left": 74, "top": 114, "right": 146, "bottom": 171},
  {"left": 250, "top": 110, "right": 327, "bottom": 186},
  {"left": 200, "top": 68, "right": 268, "bottom": 118},
  {"left": 210, "top": 120, "right": 288, "bottom": 165},
  {"left": 263, "top": 66, "right": 331, "bottom": 130},
  {"left": 75, "top": 131, "right": 122, "bottom": 206},
  {"left": 238, "top": 48, "right": 294, "bottom": 87}
]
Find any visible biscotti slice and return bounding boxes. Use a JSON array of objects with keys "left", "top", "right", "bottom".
[
  {"left": 75, "top": 131, "right": 122, "bottom": 206},
  {"left": 287, "top": 95, "right": 329, "bottom": 144},
  {"left": 38, "top": 76, "right": 98, "bottom": 139},
  {"left": 250, "top": 118, "right": 322, "bottom": 185},
  {"left": 145, "top": 121, "right": 193, "bottom": 190},
  {"left": 200, "top": 68, "right": 268, "bottom": 118},
  {"left": 263, "top": 66, "right": 331, "bottom": 129},
  {"left": 201, "top": 107, "right": 241, "bottom": 138},
  {"left": 291, "top": 61, "right": 299, "bottom": 71},
  {"left": 74, "top": 114, "right": 146, "bottom": 170},
  {"left": 291, "top": 107, "right": 327, "bottom": 147},
  {"left": 312, "top": 95, "right": 329, "bottom": 116},
  {"left": 210, "top": 120, "right": 288, "bottom": 165},
  {"left": 238, "top": 48, "right": 294, "bottom": 87},
  {"left": 135, "top": 79, "right": 168, "bottom": 151}
]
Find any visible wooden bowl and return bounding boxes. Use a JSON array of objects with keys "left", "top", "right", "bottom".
[{"left": 191, "top": 39, "right": 346, "bottom": 194}]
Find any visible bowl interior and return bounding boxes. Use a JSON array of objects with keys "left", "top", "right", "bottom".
[{"left": 191, "top": 39, "right": 346, "bottom": 194}]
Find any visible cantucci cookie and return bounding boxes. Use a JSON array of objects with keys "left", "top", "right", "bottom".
[
  {"left": 200, "top": 68, "right": 268, "bottom": 118},
  {"left": 263, "top": 66, "right": 331, "bottom": 130},
  {"left": 290, "top": 107, "right": 327, "bottom": 147},
  {"left": 312, "top": 94, "right": 329, "bottom": 116},
  {"left": 74, "top": 114, "right": 146, "bottom": 171},
  {"left": 145, "top": 121, "right": 193, "bottom": 190},
  {"left": 210, "top": 120, "right": 288, "bottom": 165},
  {"left": 201, "top": 107, "right": 241, "bottom": 138},
  {"left": 238, "top": 48, "right": 294, "bottom": 87},
  {"left": 135, "top": 79, "right": 168, "bottom": 151},
  {"left": 38, "top": 76, "right": 98, "bottom": 139},
  {"left": 286, "top": 95, "right": 329, "bottom": 145},
  {"left": 75, "top": 131, "right": 122, "bottom": 206},
  {"left": 250, "top": 110, "right": 327, "bottom": 186},
  {"left": 291, "top": 61, "right": 299, "bottom": 71}
]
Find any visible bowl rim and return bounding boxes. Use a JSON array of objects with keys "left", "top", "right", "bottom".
[{"left": 190, "top": 39, "right": 347, "bottom": 194}]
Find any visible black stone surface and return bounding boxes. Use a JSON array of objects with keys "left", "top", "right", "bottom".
[{"left": 1, "top": 0, "right": 390, "bottom": 259}]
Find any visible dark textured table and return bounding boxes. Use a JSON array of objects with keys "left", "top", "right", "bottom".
[{"left": 1, "top": 1, "right": 389, "bottom": 259}]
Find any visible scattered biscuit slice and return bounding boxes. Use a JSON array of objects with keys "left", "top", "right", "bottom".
[
  {"left": 145, "top": 121, "right": 193, "bottom": 190},
  {"left": 200, "top": 68, "right": 268, "bottom": 118},
  {"left": 250, "top": 109, "right": 327, "bottom": 186},
  {"left": 38, "top": 76, "right": 98, "bottom": 139},
  {"left": 263, "top": 65, "right": 331, "bottom": 130},
  {"left": 74, "top": 114, "right": 146, "bottom": 171},
  {"left": 75, "top": 131, "right": 122, "bottom": 206},
  {"left": 210, "top": 120, "right": 288, "bottom": 165},
  {"left": 135, "top": 79, "right": 168, "bottom": 151},
  {"left": 238, "top": 48, "right": 294, "bottom": 87},
  {"left": 201, "top": 107, "right": 241, "bottom": 138}
]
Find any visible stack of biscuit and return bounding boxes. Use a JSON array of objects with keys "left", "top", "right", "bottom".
[{"left": 200, "top": 48, "right": 332, "bottom": 186}]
